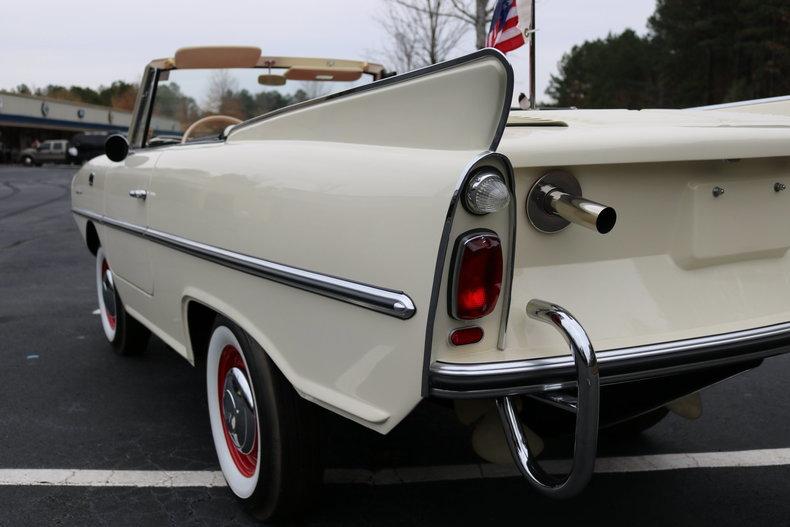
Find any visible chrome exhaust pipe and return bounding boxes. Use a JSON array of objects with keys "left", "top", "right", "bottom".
[
  {"left": 527, "top": 171, "right": 617, "bottom": 234},
  {"left": 544, "top": 187, "right": 617, "bottom": 234}
]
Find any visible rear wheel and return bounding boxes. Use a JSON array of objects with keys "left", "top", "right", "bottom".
[
  {"left": 95, "top": 247, "right": 150, "bottom": 355},
  {"left": 206, "top": 317, "right": 322, "bottom": 522}
]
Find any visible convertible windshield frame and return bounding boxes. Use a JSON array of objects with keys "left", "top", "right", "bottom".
[{"left": 129, "top": 55, "right": 388, "bottom": 150}]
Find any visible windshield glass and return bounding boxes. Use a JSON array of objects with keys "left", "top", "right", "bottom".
[{"left": 148, "top": 67, "right": 374, "bottom": 144}]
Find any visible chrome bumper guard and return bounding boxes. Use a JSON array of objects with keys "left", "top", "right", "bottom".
[
  {"left": 432, "top": 300, "right": 790, "bottom": 498},
  {"left": 497, "top": 300, "right": 599, "bottom": 498}
]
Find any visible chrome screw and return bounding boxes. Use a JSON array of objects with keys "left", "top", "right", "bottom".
[
  {"left": 775, "top": 182, "right": 786, "bottom": 193},
  {"left": 712, "top": 186, "right": 725, "bottom": 198}
]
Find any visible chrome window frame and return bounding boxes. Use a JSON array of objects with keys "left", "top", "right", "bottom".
[{"left": 128, "top": 66, "right": 159, "bottom": 149}]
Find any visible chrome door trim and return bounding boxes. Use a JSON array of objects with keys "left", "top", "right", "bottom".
[
  {"left": 430, "top": 319, "right": 790, "bottom": 397},
  {"left": 72, "top": 208, "right": 416, "bottom": 320},
  {"left": 76, "top": 208, "right": 147, "bottom": 237},
  {"left": 129, "top": 66, "right": 158, "bottom": 149}
]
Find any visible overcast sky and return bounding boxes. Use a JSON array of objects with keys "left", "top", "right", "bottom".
[{"left": 0, "top": 0, "right": 656, "bottom": 102}]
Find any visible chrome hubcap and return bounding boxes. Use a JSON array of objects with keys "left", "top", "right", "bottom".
[
  {"left": 222, "top": 367, "right": 256, "bottom": 454},
  {"left": 101, "top": 266, "right": 117, "bottom": 321}
]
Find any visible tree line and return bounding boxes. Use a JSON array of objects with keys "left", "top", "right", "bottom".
[
  {"left": 152, "top": 71, "right": 313, "bottom": 129},
  {"left": 6, "top": 0, "right": 789, "bottom": 110},
  {"left": 382, "top": 0, "right": 790, "bottom": 108},
  {"left": 8, "top": 76, "right": 311, "bottom": 129},
  {"left": 548, "top": 0, "right": 790, "bottom": 108},
  {"left": 12, "top": 81, "right": 138, "bottom": 111}
]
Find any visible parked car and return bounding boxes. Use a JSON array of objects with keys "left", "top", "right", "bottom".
[
  {"left": 0, "top": 141, "right": 13, "bottom": 163},
  {"left": 67, "top": 131, "right": 121, "bottom": 164},
  {"left": 71, "top": 46, "right": 790, "bottom": 520},
  {"left": 19, "top": 139, "right": 71, "bottom": 166}
]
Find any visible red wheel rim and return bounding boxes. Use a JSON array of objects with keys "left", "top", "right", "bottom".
[
  {"left": 100, "top": 259, "right": 117, "bottom": 330},
  {"left": 218, "top": 345, "right": 259, "bottom": 477}
]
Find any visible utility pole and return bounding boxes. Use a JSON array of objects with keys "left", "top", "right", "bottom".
[{"left": 529, "top": 0, "right": 536, "bottom": 109}]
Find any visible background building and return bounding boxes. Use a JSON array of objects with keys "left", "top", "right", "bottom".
[{"left": 0, "top": 92, "right": 179, "bottom": 162}]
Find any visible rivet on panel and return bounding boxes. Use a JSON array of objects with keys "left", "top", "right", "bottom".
[{"left": 712, "top": 186, "right": 725, "bottom": 198}]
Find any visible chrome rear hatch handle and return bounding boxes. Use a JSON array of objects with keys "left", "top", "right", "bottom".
[{"left": 496, "top": 299, "right": 600, "bottom": 499}]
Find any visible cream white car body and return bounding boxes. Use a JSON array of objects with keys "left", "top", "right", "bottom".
[{"left": 72, "top": 48, "right": 790, "bottom": 496}]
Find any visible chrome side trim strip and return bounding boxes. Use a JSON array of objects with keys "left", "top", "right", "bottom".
[
  {"left": 430, "top": 320, "right": 790, "bottom": 396},
  {"left": 72, "top": 208, "right": 415, "bottom": 320},
  {"left": 230, "top": 48, "right": 514, "bottom": 152}
]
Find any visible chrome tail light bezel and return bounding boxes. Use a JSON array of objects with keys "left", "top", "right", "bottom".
[{"left": 462, "top": 170, "right": 511, "bottom": 215}]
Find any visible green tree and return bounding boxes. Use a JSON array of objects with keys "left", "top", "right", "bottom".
[
  {"left": 153, "top": 83, "right": 200, "bottom": 127},
  {"left": 649, "top": 0, "right": 790, "bottom": 106},
  {"left": 547, "top": 30, "right": 658, "bottom": 109},
  {"left": 546, "top": 0, "right": 790, "bottom": 108},
  {"left": 67, "top": 86, "right": 103, "bottom": 105}
]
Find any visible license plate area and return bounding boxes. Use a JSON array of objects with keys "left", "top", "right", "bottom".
[{"left": 673, "top": 177, "right": 790, "bottom": 268}]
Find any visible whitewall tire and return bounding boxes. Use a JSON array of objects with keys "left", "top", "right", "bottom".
[
  {"left": 206, "top": 317, "right": 322, "bottom": 521},
  {"left": 96, "top": 247, "right": 118, "bottom": 342},
  {"left": 207, "top": 325, "right": 261, "bottom": 498},
  {"left": 94, "top": 247, "right": 150, "bottom": 355}
]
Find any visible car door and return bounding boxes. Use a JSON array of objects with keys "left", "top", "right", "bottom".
[
  {"left": 102, "top": 150, "right": 160, "bottom": 295},
  {"left": 51, "top": 141, "right": 65, "bottom": 162},
  {"left": 36, "top": 142, "right": 52, "bottom": 162}
]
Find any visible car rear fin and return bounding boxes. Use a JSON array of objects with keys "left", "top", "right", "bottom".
[{"left": 228, "top": 49, "right": 514, "bottom": 152}]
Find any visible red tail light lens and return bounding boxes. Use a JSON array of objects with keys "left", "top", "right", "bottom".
[
  {"left": 450, "top": 326, "right": 484, "bottom": 346},
  {"left": 450, "top": 231, "right": 503, "bottom": 320}
]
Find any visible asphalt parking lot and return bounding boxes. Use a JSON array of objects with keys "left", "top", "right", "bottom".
[{"left": 1, "top": 165, "right": 789, "bottom": 526}]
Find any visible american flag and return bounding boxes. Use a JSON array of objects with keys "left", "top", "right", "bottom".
[{"left": 486, "top": 0, "right": 532, "bottom": 53}]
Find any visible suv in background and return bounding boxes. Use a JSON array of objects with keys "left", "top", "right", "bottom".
[
  {"left": 67, "top": 131, "right": 118, "bottom": 164},
  {"left": 19, "top": 139, "right": 71, "bottom": 166}
]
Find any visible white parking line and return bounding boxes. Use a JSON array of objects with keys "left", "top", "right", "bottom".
[
  {"left": 1, "top": 448, "right": 789, "bottom": 488},
  {"left": 0, "top": 470, "right": 227, "bottom": 488}
]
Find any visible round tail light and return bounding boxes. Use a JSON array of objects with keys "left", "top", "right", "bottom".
[{"left": 463, "top": 171, "right": 510, "bottom": 215}]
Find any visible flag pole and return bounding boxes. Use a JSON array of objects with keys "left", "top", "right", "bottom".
[{"left": 529, "top": 0, "right": 536, "bottom": 109}]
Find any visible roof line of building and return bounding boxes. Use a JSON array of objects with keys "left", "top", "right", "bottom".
[{"left": 0, "top": 91, "right": 133, "bottom": 114}]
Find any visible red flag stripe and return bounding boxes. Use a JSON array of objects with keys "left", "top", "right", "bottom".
[
  {"left": 495, "top": 34, "right": 525, "bottom": 53},
  {"left": 494, "top": 26, "right": 523, "bottom": 45},
  {"left": 487, "top": 0, "right": 526, "bottom": 54}
]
